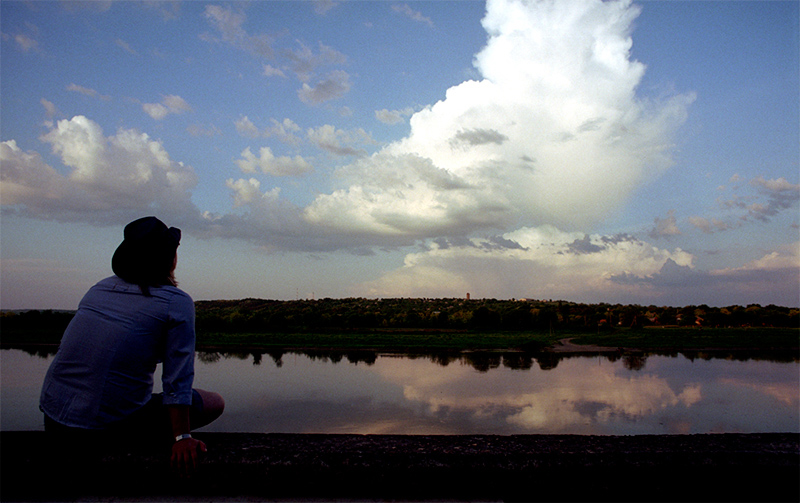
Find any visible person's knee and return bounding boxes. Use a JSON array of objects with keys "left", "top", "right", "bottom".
[
  {"left": 196, "top": 389, "right": 225, "bottom": 419},
  {"left": 207, "top": 391, "right": 225, "bottom": 418}
]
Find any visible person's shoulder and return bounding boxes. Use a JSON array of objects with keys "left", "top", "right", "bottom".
[
  {"left": 157, "top": 285, "right": 195, "bottom": 320},
  {"left": 158, "top": 284, "right": 194, "bottom": 303}
]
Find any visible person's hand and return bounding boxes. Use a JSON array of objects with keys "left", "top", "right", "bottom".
[{"left": 170, "top": 437, "right": 207, "bottom": 478}]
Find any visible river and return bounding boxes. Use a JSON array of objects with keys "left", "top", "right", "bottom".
[{"left": 2, "top": 347, "right": 798, "bottom": 435}]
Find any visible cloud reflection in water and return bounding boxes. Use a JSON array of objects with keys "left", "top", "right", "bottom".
[{"left": 192, "top": 350, "right": 798, "bottom": 435}]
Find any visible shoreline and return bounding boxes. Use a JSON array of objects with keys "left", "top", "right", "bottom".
[
  {"left": 2, "top": 431, "right": 798, "bottom": 502},
  {"left": 3, "top": 338, "right": 798, "bottom": 355}
]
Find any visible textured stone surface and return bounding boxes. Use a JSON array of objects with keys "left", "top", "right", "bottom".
[{"left": 2, "top": 432, "right": 798, "bottom": 501}]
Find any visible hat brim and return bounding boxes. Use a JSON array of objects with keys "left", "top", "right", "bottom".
[
  {"left": 111, "top": 240, "right": 135, "bottom": 279},
  {"left": 167, "top": 227, "right": 181, "bottom": 246}
]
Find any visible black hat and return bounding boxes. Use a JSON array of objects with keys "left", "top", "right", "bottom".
[{"left": 112, "top": 216, "right": 181, "bottom": 282}]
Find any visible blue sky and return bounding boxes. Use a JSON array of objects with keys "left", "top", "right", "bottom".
[{"left": 1, "top": 0, "right": 798, "bottom": 310}]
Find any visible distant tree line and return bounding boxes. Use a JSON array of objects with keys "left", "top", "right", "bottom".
[
  {"left": 2, "top": 299, "right": 797, "bottom": 339},
  {"left": 192, "top": 298, "right": 800, "bottom": 333},
  {"left": 1, "top": 309, "right": 74, "bottom": 343}
]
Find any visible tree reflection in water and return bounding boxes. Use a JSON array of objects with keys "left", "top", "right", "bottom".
[
  {"left": 7, "top": 344, "right": 798, "bottom": 369},
  {"left": 192, "top": 347, "right": 798, "bottom": 372}
]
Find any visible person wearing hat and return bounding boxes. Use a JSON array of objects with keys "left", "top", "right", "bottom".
[{"left": 39, "top": 216, "right": 224, "bottom": 477}]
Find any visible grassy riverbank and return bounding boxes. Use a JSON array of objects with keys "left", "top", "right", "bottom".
[
  {"left": 569, "top": 326, "right": 800, "bottom": 350},
  {"left": 194, "top": 328, "right": 554, "bottom": 351},
  {"left": 194, "top": 326, "right": 799, "bottom": 352},
  {"left": 2, "top": 320, "right": 797, "bottom": 353}
]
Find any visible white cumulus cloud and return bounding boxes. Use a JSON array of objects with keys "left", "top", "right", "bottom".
[
  {"left": 649, "top": 209, "right": 681, "bottom": 238},
  {"left": 359, "top": 226, "right": 694, "bottom": 303},
  {"left": 235, "top": 147, "right": 313, "bottom": 177},
  {"left": 610, "top": 243, "right": 800, "bottom": 306},
  {"left": 0, "top": 116, "right": 199, "bottom": 224},
  {"left": 143, "top": 94, "right": 192, "bottom": 120}
]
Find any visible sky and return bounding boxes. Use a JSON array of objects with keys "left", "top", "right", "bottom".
[{"left": 1, "top": 0, "right": 798, "bottom": 310}]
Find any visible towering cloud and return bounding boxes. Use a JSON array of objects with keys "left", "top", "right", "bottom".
[{"left": 304, "top": 0, "right": 694, "bottom": 240}]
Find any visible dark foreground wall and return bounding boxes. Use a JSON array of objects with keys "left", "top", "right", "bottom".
[{"left": 2, "top": 432, "right": 798, "bottom": 502}]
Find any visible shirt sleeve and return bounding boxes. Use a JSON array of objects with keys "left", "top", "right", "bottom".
[{"left": 161, "top": 290, "right": 196, "bottom": 406}]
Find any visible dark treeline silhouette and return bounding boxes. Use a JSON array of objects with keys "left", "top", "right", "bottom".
[
  {"left": 192, "top": 298, "right": 799, "bottom": 333},
  {"left": 1, "top": 309, "right": 74, "bottom": 343},
  {"left": 2, "top": 299, "right": 797, "bottom": 339}
]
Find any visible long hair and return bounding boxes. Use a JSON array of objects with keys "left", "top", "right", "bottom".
[{"left": 128, "top": 242, "right": 178, "bottom": 296}]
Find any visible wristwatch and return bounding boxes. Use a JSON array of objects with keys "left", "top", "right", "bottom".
[{"left": 175, "top": 433, "right": 193, "bottom": 442}]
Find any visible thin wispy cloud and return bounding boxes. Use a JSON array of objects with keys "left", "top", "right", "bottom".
[
  {"left": 307, "top": 125, "right": 374, "bottom": 157},
  {"left": 392, "top": 3, "right": 434, "bottom": 28},
  {"left": 202, "top": 4, "right": 274, "bottom": 58},
  {"left": 688, "top": 216, "right": 728, "bottom": 234},
  {"left": 66, "top": 84, "right": 111, "bottom": 101},
  {"left": 748, "top": 176, "right": 800, "bottom": 222},
  {"left": 375, "top": 108, "right": 415, "bottom": 125},
  {"left": 40, "top": 98, "right": 58, "bottom": 118},
  {"left": 313, "top": 0, "right": 339, "bottom": 15},
  {"left": 297, "top": 70, "right": 351, "bottom": 105},
  {"left": 12, "top": 32, "right": 37, "bottom": 51},
  {"left": 263, "top": 64, "right": 287, "bottom": 78},
  {"left": 115, "top": 38, "right": 136, "bottom": 55},
  {"left": 284, "top": 42, "right": 348, "bottom": 82},
  {"left": 234, "top": 116, "right": 261, "bottom": 139}
]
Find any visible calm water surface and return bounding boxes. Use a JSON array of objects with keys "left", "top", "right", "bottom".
[{"left": 2, "top": 348, "right": 798, "bottom": 435}]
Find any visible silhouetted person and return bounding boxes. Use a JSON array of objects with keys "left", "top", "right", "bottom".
[{"left": 40, "top": 216, "right": 224, "bottom": 480}]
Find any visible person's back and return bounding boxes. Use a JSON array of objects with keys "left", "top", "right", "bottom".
[{"left": 40, "top": 276, "right": 195, "bottom": 430}]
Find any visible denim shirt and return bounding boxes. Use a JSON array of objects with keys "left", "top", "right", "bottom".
[{"left": 40, "top": 276, "right": 196, "bottom": 429}]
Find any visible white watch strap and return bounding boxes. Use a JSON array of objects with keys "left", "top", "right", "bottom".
[{"left": 174, "top": 433, "right": 193, "bottom": 442}]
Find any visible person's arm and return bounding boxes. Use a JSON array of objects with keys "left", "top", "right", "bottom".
[
  {"left": 162, "top": 292, "right": 204, "bottom": 476},
  {"left": 168, "top": 404, "right": 207, "bottom": 477}
]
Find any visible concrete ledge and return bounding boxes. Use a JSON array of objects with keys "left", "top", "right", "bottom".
[{"left": 2, "top": 432, "right": 798, "bottom": 501}]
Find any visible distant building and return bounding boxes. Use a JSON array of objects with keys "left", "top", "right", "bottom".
[{"left": 466, "top": 292, "right": 471, "bottom": 300}]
